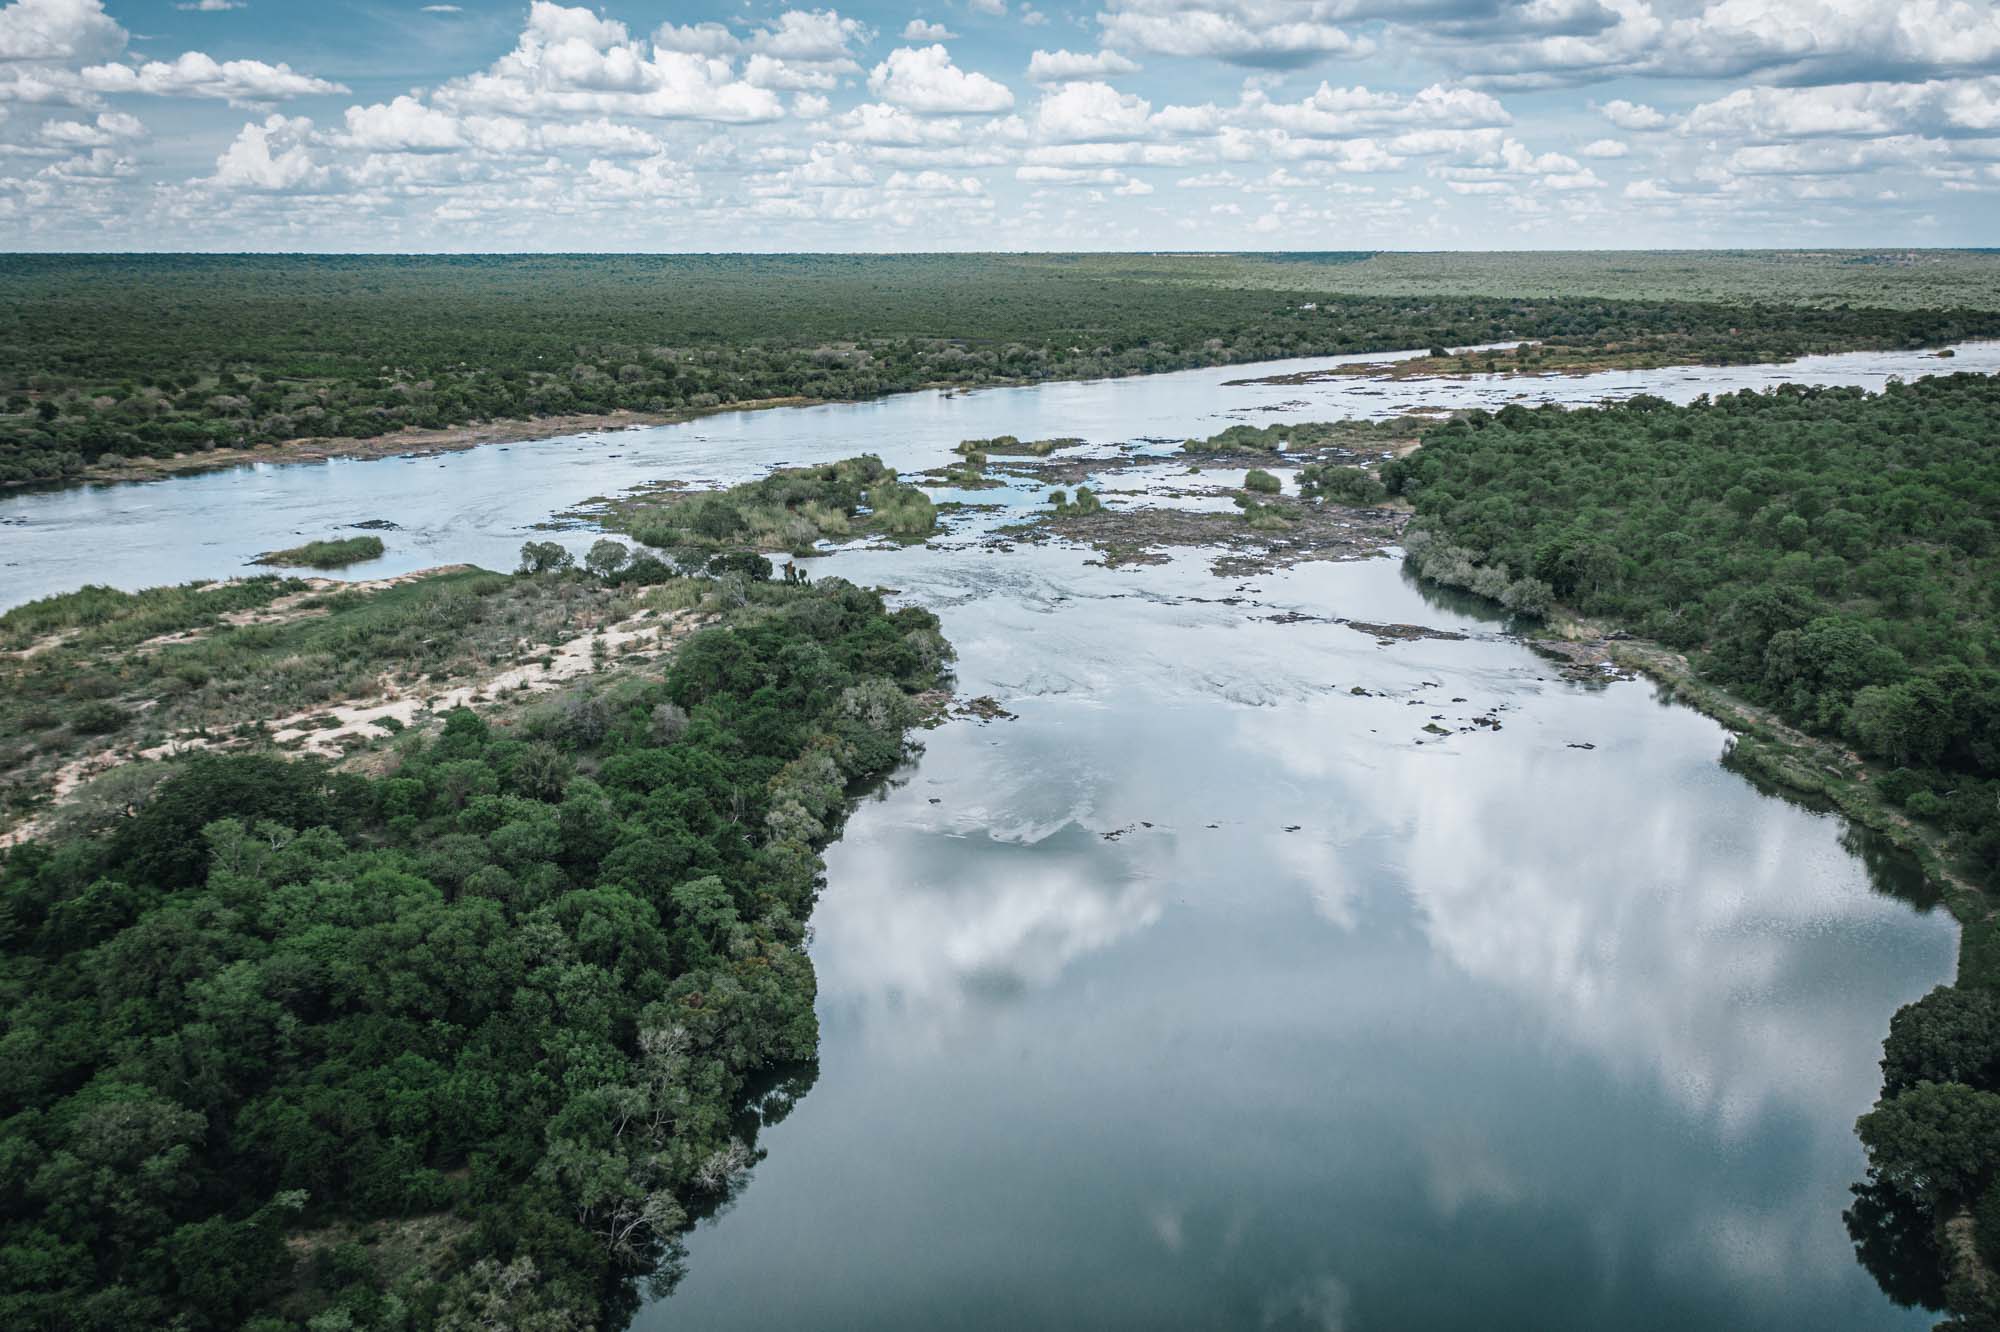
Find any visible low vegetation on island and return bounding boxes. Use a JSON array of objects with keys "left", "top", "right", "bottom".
[
  {"left": 1179, "top": 418, "right": 1421, "bottom": 458},
  {"left": 0, "top": 552, "right": 952, "bottom": 1329},
  {"left": 251, "top": 536, "right": 386, "bottom": 569},
  {"left": 586, "top": 455, "right": 937, "bottom": 558}
]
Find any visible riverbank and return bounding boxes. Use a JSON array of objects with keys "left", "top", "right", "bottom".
[
  {"left": 1527, "top": 618, "right": 1997, "bottom": 976},
  {"left": 0, "top": 557, "right": 957, "bottom": 1330},
  {"left": 1226, "top": 342, "right": 1973, "bottom": 386},
  {"left": 37, "top": 398, "right": 824, "bottom": 489}
]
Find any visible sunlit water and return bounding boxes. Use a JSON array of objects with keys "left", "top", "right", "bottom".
[{"left": 2, "top": 343, "right": 1983, "bottom": 1329}]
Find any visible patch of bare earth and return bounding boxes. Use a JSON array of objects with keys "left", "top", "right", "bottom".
[
  {"left": 265, "top": 606, "right": 702, "bottom": 760},
  {"left": 0, "top": 604, "right": 707, "bottom": 850}
]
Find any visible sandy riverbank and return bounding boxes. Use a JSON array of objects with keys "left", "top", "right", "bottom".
[{"left": 43, "top": 397, "right": 822, "bottom": 489}]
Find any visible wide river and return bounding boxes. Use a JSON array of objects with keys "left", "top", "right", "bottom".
[{"left": 6, "top": 343, "right": 1993, "bottom": 1328}]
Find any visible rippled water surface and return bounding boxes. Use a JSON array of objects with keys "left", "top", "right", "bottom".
[{"left": 2, "top": 344, "right": 1980, "bottom": 1329}]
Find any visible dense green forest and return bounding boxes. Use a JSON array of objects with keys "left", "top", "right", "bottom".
[
  {"left": 1848, "top": 984, "right": 2000, "bottom": 1326},
  {"left": 0, "top": 561, "right": 952, "bottom": 1329},
  {"left": 1238, "top": 249, "right": 2000, "bottom": 310},
  {"left": 1382, "top": 374, "right": 2000, "bottom": 1322},
  {"left": 5, "top": 253, "right": 1999, "bottom": 487},
  {"left": 1386, "top": 374, "right": 2000, "bottom": 870}
]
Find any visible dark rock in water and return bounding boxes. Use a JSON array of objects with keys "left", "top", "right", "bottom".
[
  {"left": 953, "top": 695, "right": 1017, "bottom": 723},
  {"left": 350, "top": 518, "right": 401, "bottom": 530},
  {"left": 1344, "top": 621, "right": 1471, "bottom": 644},
  {"left": 1422, "top": 722, "right": 1451, "bottom": 736},
  {"left": 1284, "top": 825, "right": 1302, "bottom": 832},
  {"left": 1568, "top": 742, "right": 1597, "bottom": 750}
]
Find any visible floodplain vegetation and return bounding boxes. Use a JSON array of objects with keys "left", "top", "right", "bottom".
[
  {"left": 1179, "top": 418, "right": 1419, "bottom": 458},
  {"left": 251, "top": 537, "right": 387, "bottom": 570},
  {"left": 583, "top": 454, "right": 938, "bottom": 557},
  {"left": 6, "top": 252, "right": 2000, "bottom": 488},
  {"left": 0, "top": 547, "right": 953, "bottom": 1330},
  {"left": 1381, "top": 372, "right": 2000, "bottom": 1321}
]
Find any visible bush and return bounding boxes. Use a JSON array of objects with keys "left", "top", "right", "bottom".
[
  {"left": 706, "top": 551, "right": 772, "bottom": 581},
  {"left": 68, "top": 701, "right": 127, "bottom": 734},
  {"left": 1244, "top": 468, "right": 1281, "bottom": 494},
  {"left": 1300, "top": 463, "right": 1386, "bottom": 505},
  {"left": 518, "top": 541, "right": 574, "bottom": 574},
  {"left": 1049, "top": 486, "right": 1103, "bottom": 516}
]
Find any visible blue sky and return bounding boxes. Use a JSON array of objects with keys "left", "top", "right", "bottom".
[{"left": 1, "top": 0, "right": 1997, "bottom": 250}]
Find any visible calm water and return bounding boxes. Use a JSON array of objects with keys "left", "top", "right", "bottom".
[
  {"left": 1, "top": 344, "right": 1979, "bottom": 1328},
  {"left": 632, "top": 538, "right": 1953, "bottom": 1332}
]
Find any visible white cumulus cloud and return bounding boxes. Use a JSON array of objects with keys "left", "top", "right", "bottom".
[
  {"left": 1027, "top": 48, "right": 1141, "bottom": 82},
  {"left": 869, "top": 45, "right": 1014, "bottom": 113},
  {"left": 211, "top": 113, "right": 330, "bottom": 190},
  {"left": 81, "top": 53, "right": 347, "bottom": 105},
  {"left": 0, "top": 0, "right": 126, "bottom": 63}
]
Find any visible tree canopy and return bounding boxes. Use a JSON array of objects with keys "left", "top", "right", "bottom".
[{"left": 0, "top": 569, "right": 951, "bottom": 1330}]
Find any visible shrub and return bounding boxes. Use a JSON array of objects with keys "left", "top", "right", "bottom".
[
  {"left": 69, "top": 701, "right": 128, "bottom": 734},
  {"left": 1300, "top": 463, "right": 1386, "bottom": 505}
]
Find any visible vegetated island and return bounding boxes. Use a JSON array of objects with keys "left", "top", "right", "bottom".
[
  {"left": 988, "top": 419, "right": 1416, "bottom": 574},
  {"left": 251, "top": 536, "right": 387, "bottom": 569},
  {"left": 7, "top": 252, "right": 2000, "bottom": 490},
  {"left": 572, "top": 454, "right": 941, "bottom": 557},
  {"left": 0, "top": 527, "right": 954, "bottom": 1327},
  {"left": 1374, "top": 372, "right": 2000, "bottom": 1321}
]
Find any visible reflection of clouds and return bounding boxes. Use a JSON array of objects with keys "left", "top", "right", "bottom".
[
  {"left": 1233, "top": 689, "right": 1940, "bottom": 1142},
  {"left": 1259, "top": 1274, "right": 1350, "bottom": 1332},
  {"left": 1399, "top": 752, "right": 1914, "bottom": 1139},
  {"left": 778, "top": 478, "right": 1953, "bottom": 1321},
  {"left": 1229, "top": 677, "right": 1953, "bottom": 1298},
  {"left": 1422, "top": 1130, "right": 1523, "bottom": 1220},
  {"left": 1268, "top": 832, "right": 1364, "bottom": 932},
  {"left": 815, "top": 825, "right": 1161, "bottom": 1048}
]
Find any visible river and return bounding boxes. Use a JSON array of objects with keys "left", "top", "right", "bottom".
[{"left": 3, "top": 343, "right": 1986, "bottom": 1329}]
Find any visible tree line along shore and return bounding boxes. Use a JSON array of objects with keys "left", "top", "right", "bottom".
[{"left": 7, "top": 252, "right": 2000, "bottom": 489}]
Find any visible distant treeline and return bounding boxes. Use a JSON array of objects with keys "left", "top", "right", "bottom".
[{"left": 4, "top": 253, "right": 1998, "bottom": 486}]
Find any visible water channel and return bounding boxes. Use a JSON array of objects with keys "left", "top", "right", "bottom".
[{"left": 5, "top": 342, "right": 1988, "bottom": 1328}]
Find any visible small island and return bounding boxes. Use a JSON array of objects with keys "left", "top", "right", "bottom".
[{"left": 251, "top": 536, "right": 386, "bottom": 569}]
